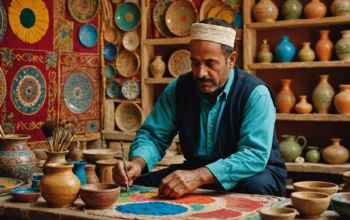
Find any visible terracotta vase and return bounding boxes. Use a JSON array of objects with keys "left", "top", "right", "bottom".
[
  {"left": 342, "top": 171, "right": 350, "bottom": 192},
  {"left": 276, "top": 79, "right": 296, "bottom": 113},
  {"left": 252, "top": 0, "right": 279, "bottom": 22},
  {"left": 331, "top": 0, "right": 350, "bottom": 16},
  {"left": 96, "top": 159, "right": 117, "bottom": 184},
  {"left": 85, "top": 163, "right": 99, "bottom": 184},
  {"left": 40, "top": 162, "right": 80, "bottom": 208},
  {"left": 257, "top": 39, "right": 273, "bottom": 63},
  {"left": 282, "top": 0, "right": 303, "bottom": 20},
  {"left": 0, "top": 134, "right": 36, "bottom": 183},
  {"left": 335, "top": 30, "right": 350, "bottom": 61},
  {"left": 298, "top": 42, "right": 316, "bottom": 62},
  {"left": 295, "top": 95, "right": 313, "bottom": 114},
  {"left": 334, "top": 84, "right": 350, "bottom": 114},
  {"left": 304, "top": 0, "right": 327, "bottom": 18},
  {"left": 42, "top": 150, "right": 68, "bottom": 175},
  {"left": 322, "top": 138, "right": 349, "bottom": 164},
  {"left": 315, "top": 30, "right": 334, "bottom": 61},
  {"left": 149, "top": 56, "right": 166, "bottom": 78},
  {"left": 312, "top": 75, "right": 335, "bottom": 114}
]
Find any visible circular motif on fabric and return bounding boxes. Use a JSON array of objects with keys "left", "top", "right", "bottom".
[
  {"left": 86, "top": 121, "right": 98, "bottom": 133},
  {"left": 0, "top": 1, "right": 7, "bottom": 43},
  {"left": 0, "top": 68, "right": 6, "bottom": 106},
  {"left": 67, "top": 0, "right": 99, "bottom": 23},
  {"left": 115, "top": 202, "right": 188, "bottom": 216},
  {"left": 64, "top": 72, "right": 93, "bottom": 114},
  {"left": 10, "top": 66, "right": 46, "bottom": 115}
]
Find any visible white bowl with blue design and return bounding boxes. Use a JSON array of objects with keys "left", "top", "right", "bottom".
[{"left": 121, "top": 80, "right": 140, "bottom": 100}]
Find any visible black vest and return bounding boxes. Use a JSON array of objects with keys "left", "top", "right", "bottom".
[{"left": 175, "top": 67, "right": 286, "bottom": 174}]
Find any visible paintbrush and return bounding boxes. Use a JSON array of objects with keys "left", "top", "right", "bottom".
[
  {"left": 121, "top": 141, "right": 129, "bottom": 193},
  {"left": 41, "top": 120, "right": 54, "bottom": 151},
  {"left": 0, "top": 124, "right": 5, "bottom": 138}
]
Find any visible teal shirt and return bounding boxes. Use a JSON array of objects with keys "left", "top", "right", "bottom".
[{"left": 129, "top": 69, "right": 276, "bottom": 190}]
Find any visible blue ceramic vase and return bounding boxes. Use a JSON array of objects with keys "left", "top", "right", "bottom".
[
  {"left": 275, "top": 36, "right": 296, "bottom": 62},
  {"left": 72, "top": 161, "right": 87, "bottom": 185}
]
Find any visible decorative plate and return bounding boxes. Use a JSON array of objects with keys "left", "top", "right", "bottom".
[
  {"left": 79, "top": 24, "right": 98, "bottom": 47},
  {"left": 122, "top": 31, "right": 140, "bottom": 51},
  {"left": 86, "top": 121, "right": 98, "bottom": 133},
  {"left": 104, "top": 27, "right": 119, "bottom": 43},
  {"left": 207, "top": 5, "right": 224, "bottom": 18},
  {"left": 0, "top": 67, "right": 6, "bottom": 107},
  {"left": 115, "top": 102, "right": 144, "bottom": 132},
  {"left": 199, "top": 0, "right": 223, "bottom": 20},
  {"left": 10, "top": 66, "right": 46, "bottom": 115},
  {"left": 121, "top": 80, "right": 140, "bottom": 100},
  {"left": 153, "top": 0, "right": 174, "bottom": 38},
  {"left": 64, "top": 72, "right": 93, "bottom": 114},
  {"left": 104, "top": 64, "right": 116, "bottom": 79},
  {"left": 106, "top": 81, "right": 121, "bottom": 98},
  {"left": 0, "top": 177, "right": 23, "bottom": 196},
  {"left": 115, "top": 2, "right": 141, "bottom": 31},
  {"left": 0, "top": 1, "right": 7, "bottom": 43},
  {"left": 168, "top": 49, "right": 192, "bottom": 77},
  {"left": 217, "top": 9, "right": 234, "bottom": 24},
  {"left": 67, "top": 0, "right": 99, "bottom": 23},
  {"left": 104, "top": 43, "right": 118, "bottom": 61},
  {"left": 165, "top": 0, "right": 198, "bottom": 37},
  {"left": 116, "top": 50, "right": 140, "bottom": 78}
]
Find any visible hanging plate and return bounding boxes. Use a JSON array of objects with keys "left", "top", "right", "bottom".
[
  {"left": 116, "top": 50, "right": 140, "bottom": 78},
  {"left": 0, "top": 1, "right": 7, "bottom": 43},
  {"left": 199, "top": 0, "right": 223, "bottom": 20},
  {"left": 168, "top": 49, "right": 192, "bottom": 77},
  {"left": 106, "top": 81, "right": 121, "bottom": 98},
  {"left": 121, "top": 80, "right": 140, "bottom": 100},
  {"left": 122, "top": 31, "right": 140, "bottom": 51},
  {"left": 153, "top": 0, "right": 173, "bottom": 38},
  {"left": 79, "top": 24, "right": 98, "bottom": 47},
  {"left": 67, "top": 0, "right": 99, "bottom": 23},
  {"left": 115, "top": 102, "right": 143, "bottom": 132},
  {"left": 115, "top": 2, "right": 141, "bottom": 31},
  {"left": 103, "top": 43, "right": 118, "bottom": 61}
]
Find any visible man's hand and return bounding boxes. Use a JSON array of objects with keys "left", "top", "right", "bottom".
[{"left": 113, "top": 156, "right": 145, "bottom": 186}]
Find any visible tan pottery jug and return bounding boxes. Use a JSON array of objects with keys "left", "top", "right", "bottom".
[
  {"left": 312, "top": 75, "right": 335, "bottom": 114},
  {"left": 252, "top": 0, "right": 279, "bottom": 22},
  {"left": 298, "top": 42, "right": 316, "bottom": 62},
  {"left": 334, "top": 84, "right": 350, "bottom": 114},
  {"left": 322, "top": 138, "right": 349, "bottom": 164},
  {"left": 295, "top": 95, "right": 313, "bottom": 114},
  {"left": 150, "top": 56, "right": 166, "bottom": 78},
  {"left": 42, "top": 150, "right": 68, "bottom": 174}
]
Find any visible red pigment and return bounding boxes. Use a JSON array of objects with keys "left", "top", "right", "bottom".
[
  {"left": 173, "top": 194, "right": 215, "bottom": 204},
  {"left": 225, "top": 196, "right": 268, "bottom": 212},
  {"left": 190, "top": 208, "right": 241, "bottom": 219}
]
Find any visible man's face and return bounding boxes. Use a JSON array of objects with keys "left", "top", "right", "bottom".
[{"left": 190, "top": 40, "right": 236, "bottom": 94}]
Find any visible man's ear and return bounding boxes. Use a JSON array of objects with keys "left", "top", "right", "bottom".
[{"left": 228, "top": 51, "right": 237, "bottom": 69}]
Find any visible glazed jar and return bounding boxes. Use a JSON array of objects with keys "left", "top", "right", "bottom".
[
  {"left": 280, "top": 135, "right": 307, "bottom": 162},
  {"left": 85, "top": 163, "right": 99, "bottom": 184},
  {"left": 331, "top": 0, "right": 350, "bottom": 16},
  {"left": 305, "top": 146, "right": 321, "bottom": 163},
  {"left": 72, "top": 160, "right": 87, "bottom": 185},
  {"left": 322, "top": 138, "right": 349, "bottom": 164},
  {"left": 257, "top": 39, "right": 273, "bottom": 63},
  {"left": 335, "top": 30, "right": 350, "bottom": 61},
  {"left": 42, "top": 150, "right": 68, "bottom": 175},
  {"left": 96, "top": 159, "right": 117, "bottom": 184},
  {"left": 252, "top": 0, "right": 279, "bottom": 22},
  {"left": 334, "top": 84, "right": 350, "bottom": 114},
  {"left": 40, "top": 163, "right": 80, "bottom": 208},
  {"left": 275, "top": 36, "right": 296, "bottom": 62},
  {"left": 276, "top": 79, "right": 296, "bottom": 113},
  {"left": 304, "top": 0, "right": 327, "bottom": 19},
  {"left": 282, "top": 0, "right": 303, "bottom": 20},
  {"left": 295, "top": 95, "right": 313, "bottom": 114},
  {"left": 342, "top": 171, "right": 350, "bottom": 192},
  {"left": 0, "top": 134, "right": 36, "bottom": 183},
  {"left": 298, "top": 42, "right": 316, "bottom": 62},
  {"left": 150, "top": 56, "right": 166, "bottom": 78},
  {"left": 312, "top": 75, "right": 335, "bottom": 114},
  {"left": 315, "top": 30, "right": 334, "bottom": 61}
]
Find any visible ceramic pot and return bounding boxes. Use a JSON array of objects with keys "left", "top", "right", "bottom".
[
  {"left": 257, "top": 39, "right": 273, "bottom": 63},
  {"left": 150, "top": 56, "right": 166, "bottom": 78},
  {"left": 322, "top": 138, "right": 349, "bottom": 164},
  {"left": 280, "top": 135, "right": 307, "bottom": 162},
  {"left": 276, "top": 79, "right": 296, "bottom": 113},
  {"left": 282, "top": 0, "right": 303, "bottom": 20},
  {"left": 72, "top": 160, "right": 87, "bottom": 185},
  {"left": 96, "top": 159, "right": 117, "bottom": 184},
  {"left": 295, "top": 95, "right": 313, "bottom": 114},
  {"left": 40, "top": 163, "right": 80, "bottom": 208},
  {"left": 275, "top": 36, "right": 296, "bottom": 62},
  {"left": 0, "top": 134, "right": 36, "bottom": 183},
  {"left": 315, "top": 30, "right": 334, "bottom": 61},
  {"left": 252, "top": 0, "right": 279, "bottom": 22},
  {"left": 304, "top": 0, "right": 327, "bottom": 18},
  {"left": 331, "top": 0, "right": 350, "bottom": 16},
  {"left": 335, "top": 30, "right": 350, "bottom": 61},
  {"left": 305, "top": 146, "right": 321, "bottom": 163},
  {"left": 298, "top": 42, "right": 316, "bottom": 62},
  {"left": 312, "top": 75, "right": 335, "bottom": 114},
  {"left": 342, "top": 171, "right": 350, "bottom": 192},
  {"left": 85, "top": 164, "right": 99, "bottom": 184},
  {"left": 334, "top": 84, "right": 350, "bottom": 114},
  {"left": 42, "top": 150, "right": 68, "bottom": 175}
]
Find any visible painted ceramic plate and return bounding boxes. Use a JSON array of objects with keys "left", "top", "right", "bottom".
[
  {"left": 207, "top": 5, "right": 224, "bottom": 18},
  {"left": 217, "top": 9, "right": 234, "bottom": 24},
  {"left": 79, "top": 24, "right": 98, "bottom": 47},
  {"left": 165, "top": 0, "right": 198, "bottom": 37},
  {"left": 104, "top": 64, "right": 116, "bottom": 79},
  {"left": 0, "top": 1, "right": 7, "bottom": 43},
  {"left": 67, "top": 0, "right": 99, "bottom": 23},
  {"left": 10, "top": 66, "right": 46, "bottom": 115},
  {"left": 106, "top": 81, "right": 121, "bottom": 98},
  {"left": 104, "top": 43, "right": 118, "bottom": 61},
  {"left": 121, "top": 80, "right": 140, "bottom": 100},
  {"left": 115, "top": 102, "right": 144, "bottom": 132},
  {"left": 153, "top": 0, "right": 174, "bottom": 38},
  {"left": 86, "top": 121, "right": 98, "bottom": 133},
  {"left": 199, "top": 0, "right": 223, "bottom": 20},
  {"left": 122, "top": 31, "right": 140, "bottom": 51},
  {"left": 0, "top": 177, "right": 23, "bottom": 196},
  {"left": 168, "top": 49, "right": 191, "bottom": 77},
  {"left": 116, "top": 50, "right": 140, "bottom": 78},
  {"left": 64, "top": 72, "right": 93, "bottom": 114},
  {"left": 0, "top": 67, "right": 6, "bottom": 107},
  {"left": 115, "top": 2, "right": 141, "bottom": 31}
]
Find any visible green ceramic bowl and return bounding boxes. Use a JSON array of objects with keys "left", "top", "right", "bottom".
[{"left": 115, "top": 2, "right": 141, "bottom": 31}]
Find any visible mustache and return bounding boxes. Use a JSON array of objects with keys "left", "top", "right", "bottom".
[{"left": 195, "top": 77, "right": 214, "bottom": 83}]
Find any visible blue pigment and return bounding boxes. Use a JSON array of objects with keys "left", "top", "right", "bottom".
[
  {"left": 116, "top": 202, "right": 188, "bottom": 216},
  {"left": 128, "top": 187, "right": 151, "bottom": 193}
]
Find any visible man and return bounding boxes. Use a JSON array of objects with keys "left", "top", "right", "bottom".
[{"left": 113, "top": 18, "right": 287, "bottom": 199}]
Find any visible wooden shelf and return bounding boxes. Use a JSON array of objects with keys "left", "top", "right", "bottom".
[
  {"left": 247, "top": 16, "right": 350, "bottom": 30},
  {"left": 249, "top": 61, "right": 350, "bottom": 70},
  {"left": 286, "top": 162, "right": 350, "bottom": 175},
  {"left": 144, "top": 37, "right": 191, "bottom": 45},
  {"left": 277, "top": 114, "right": 350, "bottom": 122},
  {"left": 106, "top": 98, "right": 141, "bottom": 104},
  {"left": 72, "top": 133, "right": 101, "bottom": 142},
  {"left": 102, "top": 130, "right": 179, "bottom": 142},
  {"left": 144, "top": 78, "right": 175, "bottom": 84}
]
